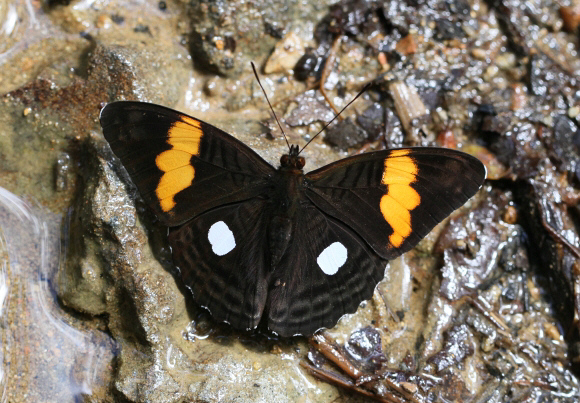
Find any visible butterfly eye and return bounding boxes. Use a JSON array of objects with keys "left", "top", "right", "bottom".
[
  {"left": 297, "top": 157, "right": 305, "bottom": 169},
  {"left": 280, "top": 154, "right": 290, "bottom": 166}
]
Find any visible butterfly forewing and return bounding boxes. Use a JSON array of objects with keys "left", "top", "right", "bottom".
[
  {"left": 100, "top": 102, "right": 275, "bottom": 226},
  {"left": 305, "top": 148, "right": 486, "bottom": 259}
]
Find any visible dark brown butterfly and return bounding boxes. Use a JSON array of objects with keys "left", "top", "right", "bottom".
[{"left": 100, "top": 101, "right": 486, "bottom": 337}]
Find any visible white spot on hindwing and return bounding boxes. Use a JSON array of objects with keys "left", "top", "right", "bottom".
[
  {"left": 208, "top": 221, "right": 236, "bottom": 256},
  {"left": 316, "top": 242, "right": 348, "bottom": 275}
]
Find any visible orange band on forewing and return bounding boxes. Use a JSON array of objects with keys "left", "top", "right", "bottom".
[
  {"left": 155, "top": 117, "right": 203, "bottom": 212},
  {"left": 380, "top": 150, "right": 420, "bottom": 248}
]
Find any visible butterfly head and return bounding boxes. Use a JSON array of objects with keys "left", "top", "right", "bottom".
[{"left": 280, "top": 144, "right": 305, "bottom": 170}]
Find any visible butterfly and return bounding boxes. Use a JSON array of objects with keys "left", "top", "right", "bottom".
[{"left": 100, "top": 101, "right": 486, "bottom": 337}]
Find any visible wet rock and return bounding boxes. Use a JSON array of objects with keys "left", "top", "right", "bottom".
[
  {"left": 285, "top": 90, "right": 335, "bottom": 127},
  {"left": 264, "top": 31, "right": 306, "bottom": 74},
  {"left": 187, "top": 0, "right": 333, "bottom": 77},
  {"left": 546, "top": 115, "right": 580, "bottom": 177},
  {"left": 325, "top": 117, "right": 368, "bottom": 149},
  {"left": 294, "top": 51, "right": 326, "bottom": 81},
  {"left": 344, "top": 326, "right": 386, "bottom": 372},
  {"left": 356, "top": 102, "right": 385, "bottom": 142},
  {"left": 434, "top": 18, "right": 464, "bottom": 40},
  {"left": 428, "top": 324, "right": 474, "bottom": 373},
  {"left": 515, "top": 179, "right": 579, "bottom": 334},
  {"left": 314, "top": 0, "right": 383, "bottom": 46},
  {"left": 436, "top": 193, "right": 511, "bottom": 301},
  {"left": 528, "top": 53, "right": 571, "bottom": 98},
  {"left": 490, "top": 2, "right": 531, "bottom": 57}
]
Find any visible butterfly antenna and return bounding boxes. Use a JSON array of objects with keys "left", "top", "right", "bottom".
[
  {"left": 251, "top": 62, "right": 291, "bottom": 151},
  {"left": 298, "top": 83, "right": 371, "bottom": 155}
]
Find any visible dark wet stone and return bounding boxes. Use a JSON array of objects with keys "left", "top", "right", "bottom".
[
  {"left": 264, "top": 20, "right": 286, "bottom": 39},
  {"left": 439, "top": 373, "right": 471, "bottom": 402},
  {"left": 46, "top": 0, "right": 72, "bottom": 6},
  {"left": 573, "top": 128, "right": 580, "bottom": 148},
  {"left": 547, "top": 115, "right": 580, "bottom": 176},
  {"left": 437, "top": 193, "right": 511, "bottom": 301},
  {"left": 502, "top": 122, "right": 544, "bottom": 179},
  {"left": 515, "top": 181, "right": 577, "bottom": 333},
  {"left": 356, "top": 103, "right": 385, "bottom": 141},
  {"left": 285, "top": 90, "right": 335, "bottom": 126},
  {"left": 325, "top": 117, "right": 368, "bottom": 149},
  {"left": 344, "top": 327, "right": 386, "bottom": 372},
  {"left": 486, "top": 351, "right": 514, "bottom": 379},
  {"left": 428, "top": 324, "right": 474, "bottom": 373},
  {"left": 466, "top": 314, "right": 497, "bottom": 339},
  {"left": 445, "top": 0, "right": 470, "bottom": 15},
  {"left": 498, "top": 227, "right": 529, "bottom": 272},
  {"left": 491, "top": 2, "right": 530, "bottom": 56},
  {"left": 528, "top": 53, "right": 571, "bottom": 98},
  {"left": 134, "top": 24, "right": 152, "bottom": 35},
  {"left": 294, "top": 52, "right": 325, "bottom": 81},
  {"left": 434, "top": 19, "right": 464, "bottom": 40},
  {"left": 480, "top": 112, "right": 512, "bottom": 136},
  {"left": 502, "top": 280, "right": 519, "bottom": 301},
  {"left": 111, "top": 14, "right": 125, "bottom": 24},
  {"left": 314, "top": 0, "right": 382, "bottom": 45}
]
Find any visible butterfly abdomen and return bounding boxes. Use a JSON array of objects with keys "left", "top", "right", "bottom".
[{"left": 267, "top": 167, "right": 307, "bottom": 270}]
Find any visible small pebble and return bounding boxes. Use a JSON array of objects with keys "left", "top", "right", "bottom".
[
  {"left": 253, "top": 361, "right": 262, "bottom": 370},
  {"left": 502, "top": 205, "right": 518, "bottom": 224},
  {"left": 483, "top": 65, "right": 499, "bottom": 82},
  {"left": 510, "top": 313, "right": 523, "bottom": 326},
  {"left": 437, "top": 128, "right": 457, "bottom": 149},
  {"left": 481, "top": 336, "right": 495, "bottom": 352},
  {"left": 270, "top": 345, "right": 283, "bottom": 354},
  {"left": 568, "top": 106, "right": 580, "bottom": 118},
  {"left": 471, "top": 48, "right": 487, "bottom": 60},
  {"left": 214, "top": 37, "right": 225, "bottom": 51},
  {"left": 23, "top": 107, "right": 31, "bottom": 116},
  {"left": 204, "top": 76, "right": 221, "bottom": 96},
  {"left": 544, "top": 322, "right": 562, "bottom": 340},
  {"left": 378, "top": 52, "right": 390, "bottom": 71},
  {"left": 496, "top": 52, "right": 516, "bottom": 69},
  {"left": 400, "top": 382, "right": 418, "bottom": 394},
  {"left": 264, "top": 31, "right": 305, "bottom": 74},
  {"left": 96, "top": 14, "right": 112, "bottom": 29},
  {"left": 396, "top": 34, "right": 417, "bottom": 55},
  {"left": 510, "top": 83, "right": 527, "bottom": 111}
]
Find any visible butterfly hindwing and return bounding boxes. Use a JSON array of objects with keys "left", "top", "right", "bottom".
[
  {"left": 266, "top": 202, "right": 387, "bottom": 337},
  {"left": 168, "top": 198, "right": 271, "bottom": 331},
  {"left": 100, "top": 102, "right": 275, "bottom": 226},
  {"left": 305, "top": 148, "right": 486, "bottom": 259}
]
